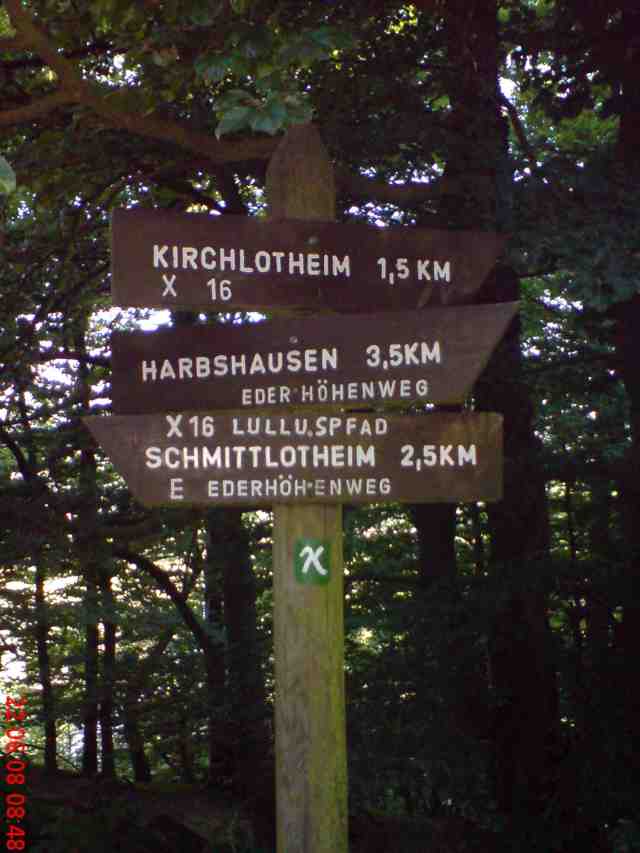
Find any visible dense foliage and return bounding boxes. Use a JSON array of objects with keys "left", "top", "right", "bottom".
[{"left": 1, "top": 1, "right": 639, "bottom": 850}]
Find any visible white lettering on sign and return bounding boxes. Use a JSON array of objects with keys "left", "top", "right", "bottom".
[
  {"left": 206, "top": 476, "right": 393, "bottom": 500},
  {"left": 145, "top": 444, "right": 376, "bottom": 471},
  {"left": 169, "top": 478, "right": 184, "bottom": 500},
  {"left": 299, "top": 544, "right": 328, "bottom": 575},
  {"left": 140, "top": 347, "right": 339, "bottom": 382},
  {"left": 237, "top": 378, "right": 430, "bottom": 406},
  {"left": 399, "top": 444, "right": 478, "bottom": 470},
  {"left": 377, "top": 257, "right": 452, "bottom": 284},
  {"left": 166, "top": 414, "right": 183, "bottom": 437},
  {"left": 291, "top": 378, "right": 430, "bottom": 405},
  {"left": 229, "top": 415, "right": 388, "bottom": 438},
  {"left": 365, "top": 341, "right": 441, "bottom": 368},
  {"left": 152, "top": 245, "right": 352, "bottom": 278},
  {"left": 240, "top": 386, "right": 292, "bottom": 405},
  {"left": 162, "top": 274, "right": 177, "bottom": 297},
  {"left": 207, "top": 278, "right": 232, "bottom": 302}
]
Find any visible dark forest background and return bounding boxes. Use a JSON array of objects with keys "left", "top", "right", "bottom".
[{"left": 1, "top": 1, "right": 639, "bottom": 850}]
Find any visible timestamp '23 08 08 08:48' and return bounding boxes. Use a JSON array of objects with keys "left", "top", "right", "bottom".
[{"left": 3, "top": 697, "right": 28, "bottom": 851}]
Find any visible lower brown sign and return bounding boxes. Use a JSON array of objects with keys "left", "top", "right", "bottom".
[{"left": 85, "top": 411, "right": 502, "bottom": 507}]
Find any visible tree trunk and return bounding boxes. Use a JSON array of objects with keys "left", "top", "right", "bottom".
[
  {"left": 120, "top": 630, "right": 178, "bottom": 784},
  {"left": 475, "top": 266, "right": 558, "bottom": 819},
  {"left": 99, "top": 571, "right": 117, "bottom": 778},
  {"left": 202, "top": 517, "right": 226, "bottom": 781},
  {"left": 609, "top": 1, "right": 640, "bottom": 780},
  {"left": 442, "top": 0, "right": 558, "bottom": 823},
  {"left": 586, "top": 478, "right": 612, "bottom": 666},
  {"left": 123, "top": 696, "right": 152, "bottom": 783},
  {"left": 469, "top": 503, "right": 486, "bottom": 576},
  {"left": 75, "top": 322, "right": 101, "bottom": 777},
  {"left": 221, "top": 512, "right": 269, "bottom": 789},
  {"left": 206, "top": 509, "right": 269, "bottom": 797},
  {"left": 34, "top": 559, "right": 57, "bottom": 774},
  {"left": 613, "top": 295, "right": 640, "bottom": 752},
  {"left": 178, "top": 719, "right": 196, "bottom": 784},
  {"left": 81, "top": 562, "right": 100, "bottom": 776},
  {"left": 410, "top": 504, "right": 457, "bottom": 583}
]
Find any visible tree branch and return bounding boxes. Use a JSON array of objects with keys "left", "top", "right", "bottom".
[
  {"left": 499, "top": 92, "right": 538, "bottom": 170},
  {"left": 4, "top": 0, "right": 83, "bottom": 90},
  {"left": 0, "top": 89, "right": 78, "bottom": 125},
  {"left": 0, "top": 423, "right": 36, "bottom": 482},
  {"left": 2, "top": 0, "right": 279, "bottom": 165},
  {"left": 36, "top": 350, "right": 111, "bottom": 368},
  {"left": 111, "top": 545, "right": 215, "bottom": 656},
  {"left": 0, "top": 35, "right": 27, "bottom": 51},
  {"left": 3, "top": 1, "right": 450, "bottom": 204},
  {"left": 335, "top": 165, "right": 441, "bottom": 207},
  {"left": 85, "top": 91, "right": 279, "bottom": 164},
  {"left": 0, "top": 39, "right": 121, "bottom": 72}
]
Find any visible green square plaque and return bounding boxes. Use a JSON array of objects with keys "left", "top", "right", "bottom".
[{"left": 294, "top": 538, "right": 331, "bottom": 585}]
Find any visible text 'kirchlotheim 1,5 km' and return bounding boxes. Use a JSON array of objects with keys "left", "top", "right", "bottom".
[{"left": 110, "top": 208, "right": 507, "bottom": 312}]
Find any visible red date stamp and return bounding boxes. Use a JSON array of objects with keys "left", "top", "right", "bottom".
[{"left": 2, "top": 697, "right": 28, "bottom": 852}]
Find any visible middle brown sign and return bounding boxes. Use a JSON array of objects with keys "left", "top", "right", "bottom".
[{"left": 112, "top": 303, "right": 517, "bottom": 415}]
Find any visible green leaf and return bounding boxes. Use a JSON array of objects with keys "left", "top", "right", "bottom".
[
  {"left": 256, "top": 61, "right": 274, "bottom": 79},
  {"left": 213, "top": 88, "right": 254, "bottom": 107},
  {"left": 196, "top": 55, "right": 232, "bottom": 83},
  {"left": 214, "top": 105, "right": 251, "bottom": 138},
  {"left": 249, "top": 98, "right": 287, "bottom": 135},
  {"left": 250, "top": 114, "right": 279, "bottom": 134},
  {"left": 255, "top": 70, "right": 283, "bottom": 93},
  {"left": 283, "top": 99, "right": 314, "bottom": 125},
  {"left": 309, "top": 27, "right": 335, "bottom": 48},
  {"left": 188, "top": 6, "right": 219, "bottom": 26},
  {"left": 0, "top": 155, "right": 16, "bottom": 195}
]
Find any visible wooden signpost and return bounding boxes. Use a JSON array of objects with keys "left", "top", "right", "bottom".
[
  {"left": 111, "top": 206, "right": 506, "bottom": 312},
  {"left": 268, "top": 125, "right": 347, "bottom": 853},
  {"left": 111, "top": 302, "right": 517, "bottom": 415},
  {"left": 86, "top": 410, "right": 503, "bottom": 507},
  {"left": 87, "top": 124, "right": 512, "bottom": 853}
]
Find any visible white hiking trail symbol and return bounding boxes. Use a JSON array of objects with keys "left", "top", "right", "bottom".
[{"left": 299, "top": 544, "right": 328, "bottom": 576}]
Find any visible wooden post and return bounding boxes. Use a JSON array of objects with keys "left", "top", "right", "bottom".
[{"left": 267, "top": 126, "right": 349, "bottom": 853}]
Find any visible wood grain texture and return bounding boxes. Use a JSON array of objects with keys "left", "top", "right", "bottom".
[
  {"left": 110, "top": 206, "right": 505, "bottom": 312},
  {"left": 266, "top": 124, "right": 336, "bottom": 222},
  {"left": 110, "top": 303, "right": 518, "bottom": 415},
  {"left": 268, "top": 125, "right": 349, "bottom": 853},
  {"left": 84, "top": 411, "right": 504, "bottom": 508},
  {"left": 273, "top": 504, "right": 347, "bottom": 853}
]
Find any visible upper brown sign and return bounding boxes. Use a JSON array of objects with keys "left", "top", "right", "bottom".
[
  {"left": 110, "top": 208, "right": 506, "bottom": 312},
  {"left": 84, "top": 411, "right": 503, "bottom": 507},
  {"left": 111, "top": 303, "right": 518, "bottom": 415}
]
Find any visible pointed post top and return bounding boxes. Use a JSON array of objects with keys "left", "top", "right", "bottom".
[{"left": 266, "top": 124, "right": 336, "bottom": 221}]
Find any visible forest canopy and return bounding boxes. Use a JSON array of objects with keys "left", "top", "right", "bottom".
[{"left": 1, "top": 1, "right": 639, "bottom": 851}]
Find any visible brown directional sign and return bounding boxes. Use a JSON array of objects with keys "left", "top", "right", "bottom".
[
  {"left": 110, "top": 208, "right": 506, "bottom": 312},
  {"left": 111, "top": 302, "right": 517, "bottom": 415},
  {"left": 84, "top": 411, "right": 503, "bottom": 507}
]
